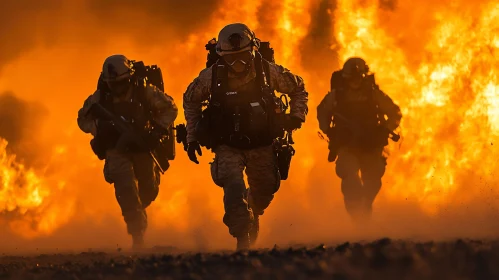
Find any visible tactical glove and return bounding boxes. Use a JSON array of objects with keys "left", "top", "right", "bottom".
[
  {"left": 187, "top": 141, "right": 202, "bottom": 164},
  {"left": 283, "top": 115, "right": 303, "bottom": 130}
]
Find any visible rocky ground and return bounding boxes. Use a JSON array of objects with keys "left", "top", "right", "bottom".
[{"left": 1, "top": 238, "right": 499, "bottom": 280}]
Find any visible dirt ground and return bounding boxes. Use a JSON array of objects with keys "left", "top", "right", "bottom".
[{"left": 1, "top": 238, "right": 498, "bottom": 280}]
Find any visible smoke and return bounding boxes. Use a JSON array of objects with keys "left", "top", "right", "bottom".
[
  {"left": 0, "top": 0, "right": 64, "bottom": 68},
  {"left": 299, "top": 0, "right": 339, "bottom": 80},
  {"left": 0, "top": 92, "right": 48, "bottom": 167},
  {"left": 0, "top": 0, "right": 497, "bottom": 253},
  {"left": 0, "top": 0, "right": 220, "bottom": 70},
  {"left": 86, "top": 0, "right": 220, "bottom": 40}
]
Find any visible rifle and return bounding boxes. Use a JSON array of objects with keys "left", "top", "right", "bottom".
[
  {"left": 88, "top": 102, "right": 170, "bottom": 174},
  {"left": 319, "top": 111, "right": 400, "bottom": 162},
  {"left": 333, "top": 111, "right": 400, "bottom": 142}
]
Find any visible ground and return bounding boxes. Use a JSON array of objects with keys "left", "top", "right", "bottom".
[{"left": 1, "top": 239, "right": 498, "bottom": 280}]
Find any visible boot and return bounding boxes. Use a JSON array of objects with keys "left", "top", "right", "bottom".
[
  {"left": 236, "top": 233, "right": 250, "bottom": 250},
  {"left": 249, "top": 215, "right": 259, "bottom": 247}
]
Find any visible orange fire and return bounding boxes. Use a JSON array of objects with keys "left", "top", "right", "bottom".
[
  {"left": 0, "top": 138, "right": 73, "bottom": 238},
  {"left": 0, "top": 0, "right": 497, "bottom": 245},
  {"left": 334, "top": 0, "right": 499, "bottom": 214}
]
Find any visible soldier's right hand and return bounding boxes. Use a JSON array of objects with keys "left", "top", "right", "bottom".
[{"left": 187, "top": 141, "right": 202, "bottom": 164}]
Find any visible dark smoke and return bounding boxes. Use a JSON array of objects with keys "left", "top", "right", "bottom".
[
  {"left": 0, "top": 92, "right": 48, "bottom": 165},
  {"left": 86, "top": 0, "right": 220, "bottom": 39},
  {"left": 379, "top": 0, "right": 398, "bottom": 10},
  {"left": 0, "top": 0, "right": 64, "bottom": 68},
  {"left": 299, "top": 0, "right": 339, "bottom": 80},
  {"left": 0, "top": 0, "right": 221, "bottom": 69}
]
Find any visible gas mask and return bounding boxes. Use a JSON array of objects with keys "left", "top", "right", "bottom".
[
  {"left": 223, "top": 51, "right": 254, "bottom": 75},
  {"left": 107, "top": 78, "right": 131, "bottom": 97},
  {"left": 347, "top": 75, "right": 363, "bottom": 89}
]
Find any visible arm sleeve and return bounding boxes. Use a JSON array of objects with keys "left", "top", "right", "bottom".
[
  {"left": 76, "top": 90, "right": 101, "bottom": 136},
  {"left": 374, "top": 87, "right": 402, "bottom": 131},
  {"left": 317, "top": 90, "right": 336, "bottom": 134},
  {"left": 183, "top": 66, "right": 213, "bottom": 143},
  {"left": 268, "top": 63, "right": 308, "bottom": 121},
  {"left": 144, "top": 85, "right": 179, "bottom": 129}
]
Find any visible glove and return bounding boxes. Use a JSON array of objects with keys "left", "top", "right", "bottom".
[
  {"left": 283, "top": 115, "right": 303, "bottom": 130},
  {"left": 187, "top": 141, "right": 202, "bottom": 164}
]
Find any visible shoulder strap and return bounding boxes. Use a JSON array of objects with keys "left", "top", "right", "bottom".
[
  {"left": 210, "top": 62, "right": 228, "bottom": 106},
  {"left": 254, "top": 52, "right": 271, "bottom": 89},
  {"left": 262, "top": 59, "right": 271, "bottom": 89}
]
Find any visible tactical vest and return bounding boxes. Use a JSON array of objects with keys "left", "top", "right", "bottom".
[
  {"left": 331, "top": 71, "right": 381, "bottom": 130},
  {"left": 202, "top": 53, "right": 275, "bottom": 150},
  {"left": 99, "top": 83, "right": 152, "bottom": 130},
  {"left": 96, "top": 82, "right": 155, "bottom": 153}
]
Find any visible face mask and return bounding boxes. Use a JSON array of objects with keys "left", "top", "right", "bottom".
[
  {"left": 223, "top": 51, "right": 253, "bottom": 73},
  {"left": 347, "top": 76, "right": 363, "bottom": 89},
  {"left": 107, "top": 78, "right": 130, "bottom": 96}
]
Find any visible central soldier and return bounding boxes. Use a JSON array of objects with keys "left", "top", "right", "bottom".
[{"left": 183, "top": 23, "right": 309, "bottom": 250}]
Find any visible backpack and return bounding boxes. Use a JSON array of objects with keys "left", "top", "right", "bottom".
[{"left": 205, "top": 38, "right": 275, "bottom": 68}]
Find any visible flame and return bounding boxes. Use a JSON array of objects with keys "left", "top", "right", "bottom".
[
  {"left": 0, "top": 138, "right": 73, "bottom": 238},
  {"left": 0, "top": 0, "right": 497, "bottom": 246},
  {"left": 334, "top": 0, "right": 499, "bottom": 214}
]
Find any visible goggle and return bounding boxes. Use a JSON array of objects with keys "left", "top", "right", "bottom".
[
  {"left": 107, "top": 78, "right": 130, "bottom": 89},
  {"left": 223, "top": 51, "right": 253, "bottom": 66}
]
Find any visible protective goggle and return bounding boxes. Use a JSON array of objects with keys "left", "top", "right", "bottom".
[{"left": 223, "top": 51, "right": 253, "bottom": 66}]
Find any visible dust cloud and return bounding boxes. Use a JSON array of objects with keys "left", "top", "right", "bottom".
[{"left": 0, "top": 0, "right": 497, "bottom": 253}]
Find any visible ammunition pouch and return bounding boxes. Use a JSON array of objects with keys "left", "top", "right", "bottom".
[
  {"left": 90, "top": 121, "right": 121, "bottom": 160},
  {"left": 148, "top": 124, "right": 176, "bottom": 160},
  {"left": 143, "top": 125, "right": 173, "bottom": 172},
  {"left": 195, "top": 106, "right": 222, "bottom": 150},
  {"left": 90, "top": 138, "right": 107, "bottom": 160},
  {"left": 152, "top": 146, "right": 170, "bottom": 173},
  {"left": 275, "top": 143, "right": 295, "bottom": 180}
]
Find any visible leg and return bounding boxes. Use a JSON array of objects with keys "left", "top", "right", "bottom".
[
  {"left": 132, "top": 152, "right": 160, "bottom": 209},
  {"left": 245, "top": 145, "right": 280, "bottom": 246},
  {"left": 335, "top": 147, "right": 363, "bottom": 218},
  {"left": 104, "top": 149, "right": 146, "bottom": 241},
  {"left": 246, "top": 145, "right": 280, "bottom": 215},
  {"left": 210, "top": 145, "right": 253, "bottom": 240},
  {"left": 359, "top": 148, "right": 387, "bottom": 212}
]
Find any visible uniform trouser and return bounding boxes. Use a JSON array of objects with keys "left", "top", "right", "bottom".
[
  {"left": 210, "top": 145, "right": 281, "bottom": 237},
  {"left": 103, "top": 149, "right": 161, "bottom": 236},
  {"left": 335, "top": 146, "right": 387, "bottom": 219}
]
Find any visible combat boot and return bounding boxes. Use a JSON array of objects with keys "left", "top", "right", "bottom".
[
  {"left": 236, "top": 233, "right": 250, "bottom": 250},
  {"left": 249, "top": 215, "right": 259, "bottom": 247}
]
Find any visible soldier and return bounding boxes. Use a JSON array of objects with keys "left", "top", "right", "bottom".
[
  {"left": 77, "top": 55, "right": 178, "bottom": 248},
  {"left": 317, "top": 57, "right": 402, "bottom": 223},
  {"left": 183, "top": 23, "right": 308, "bottom": 250}
]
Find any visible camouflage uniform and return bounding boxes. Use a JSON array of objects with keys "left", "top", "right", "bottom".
[
  {"left": 77, "top": 55, "right": 178, "bottom": 243},
  {"left": 183, "top": 24, "right": 308, "bottom": 248},
  {"left": 317, "top": 57, "right": 401, "bottom": 221}
]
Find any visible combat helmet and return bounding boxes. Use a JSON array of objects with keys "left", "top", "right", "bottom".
[{"left": 342, "top": 57, "right": 369, "bottom": 79}]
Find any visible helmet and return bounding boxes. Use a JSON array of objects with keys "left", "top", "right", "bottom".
[
  {"left": 216, "top": 23, "right": 259, "bottom": 75},
  {"left": 216, "top": 23, "right": 258, "bottom": 57},
  {"left": 101, "top": 54, "right": 132, "bottom": 82},
  {"left": 342, "top": 57, "right": 369, "bottom": 78}
]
